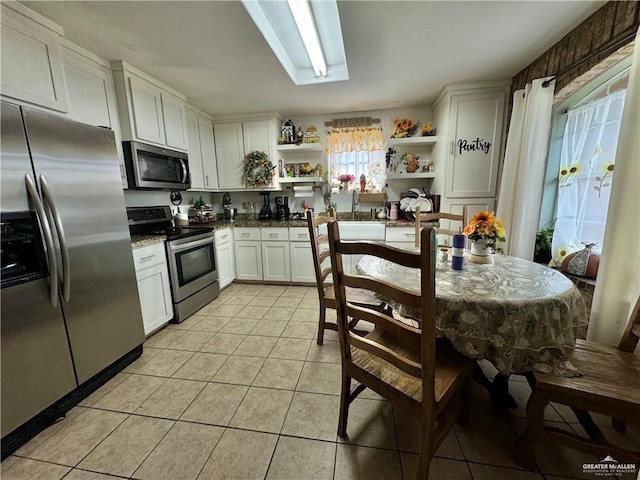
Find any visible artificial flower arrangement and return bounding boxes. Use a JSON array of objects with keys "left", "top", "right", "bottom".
[
  {"left": 421, "top": 123, "right": 436, "bottom": 136},
  {"left": 391, "top": 118, "right": 418, "bottom": 138},
  {"left": 463, "top": 211, "right": 506, "bottom": 247},
  {"left": 337, "top": 173, "right": 355, "bottom": 191},
  {"left": 401, "top": 153, "right": 420, "bottom": 166}
]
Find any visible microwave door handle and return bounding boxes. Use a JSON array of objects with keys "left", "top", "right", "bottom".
[
  {"left": 25, "top": 174, "right": 59, "bottom": 307},
  {"left": 39, "top": 175, "right": 71, "bottom": 302},
  {"left": 179, "top": 159, "right": 188, "bottom": 184}
]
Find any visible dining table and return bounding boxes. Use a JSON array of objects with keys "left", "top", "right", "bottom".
[{"left": 356, "top": 252, "right": 589, "bottom": 378}]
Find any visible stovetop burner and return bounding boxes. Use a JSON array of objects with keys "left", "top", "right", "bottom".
[{"left": 127, "top": 206, "right": 213, "bottom": 241}]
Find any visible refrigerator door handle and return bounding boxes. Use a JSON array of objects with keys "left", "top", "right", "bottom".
[
  {"left": 39, "top": 175, "right": 71, "bottom": 302},
  {"left": 25, "top": 174, "right": 59, "bottom": 307},
  {"left": 179, "top": 158, "right": 188, "bottom": 184}
]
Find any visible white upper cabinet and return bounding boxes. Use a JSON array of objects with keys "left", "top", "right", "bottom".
[
  {"left": 111, "top": 61, "right": 188, "bottom": 152},
  {"left": 214, "top": 117, "right": 279, "bottom": 190},
  {"left": 161, "top": 92, "right": 188, "bottom": 150},
  {"left": 61, "top": 40, "right": 127, "bottom": 187},
  {"left": 186, "top": 104, "right": 219, "bottom": 191},
  {"left": 0, "top": 3, "right": 69, "bottom": 112}
]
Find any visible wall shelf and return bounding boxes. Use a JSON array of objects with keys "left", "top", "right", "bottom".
[
  {"left": 386, "top": 136, "right": 438, "bottom": 147},
  {"left": 277, "top": 143, "right": 322, "bottom": 152},
  {"left": 387, "top": 172, "right": 436, "bottom": 180},
  {"left": 278, "top": 176, "right": 322, "bottom": 183}
]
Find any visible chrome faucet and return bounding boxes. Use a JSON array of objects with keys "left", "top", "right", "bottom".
[{"left": 351, "top": 190, "right": 358, "bottom": 220}]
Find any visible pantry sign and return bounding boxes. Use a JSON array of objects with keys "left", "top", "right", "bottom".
[{"left": 456, "top": 137, "right": 492, "bottom": 155}]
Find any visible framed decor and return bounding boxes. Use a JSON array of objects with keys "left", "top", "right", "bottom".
[{"left": 243, "top": 150, "right": 275, "bottom": 188}]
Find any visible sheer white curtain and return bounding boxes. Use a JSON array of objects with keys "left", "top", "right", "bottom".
[
  {"left": 550, "top": 90, "right": 627, "bottom": 265},
  {"left": 589, "top": 29, "right": 640, "bottom": 347},
  {"left": 497, "top": 77, "right": 556, "bottom": 259}
]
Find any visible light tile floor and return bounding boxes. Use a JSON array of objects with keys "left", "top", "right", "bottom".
[{"left": 3, "top": 282, "right": 639, "bottom": 480}]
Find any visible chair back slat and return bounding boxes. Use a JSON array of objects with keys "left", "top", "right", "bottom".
[
  {"left": 307, "top": 209, "right": 337, "bottom": 299},
  {"left": 328, "top": 222, "right": 439, "bottom": 409},
  {"left": 618, "top": 295, "right": 640, "bottom": 353},
  {"left": 348, "top": 333, "right": 422, "bottom": 377},
  {"left": 346, "top": 303, "right": 421, "bottom": 343},
  {"left": 414, "top": 205, "right": 469, "bottom": 248}
]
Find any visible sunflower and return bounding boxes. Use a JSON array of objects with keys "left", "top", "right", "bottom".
[
  {"left": 568, "top": 164, "right": 582, "bottom": 176},
  {"left": 602, "top": 161, "right": 615, "bottom": 175},
  {"left": 471, "top": 211, "right": 495, "bottom": 225},
  {"left": 559, "top": 167, "right": 569, "bottom": 179}
]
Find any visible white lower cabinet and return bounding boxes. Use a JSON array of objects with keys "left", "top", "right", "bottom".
[
  {"left": 262, "top": 242, "right": 290, "bottom": 282},
  {"left": 234, "top": 228, "right": 263, "bottom": 281},
  {"left": 132, "top": 243, "right": 173, "bottom": 336},
  {"left": 215, "top": 228, "right": 235, "bottom": 289},
  {"left": 289, "top": 228, "right": 315, "bottom": 283}
]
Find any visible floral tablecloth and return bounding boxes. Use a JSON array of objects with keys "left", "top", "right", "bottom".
[{"left": 356, "top": 254, "right": 588, "bottom": 376}]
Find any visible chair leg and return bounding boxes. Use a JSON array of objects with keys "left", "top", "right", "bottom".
[
  {"left": 317, "top": 307, "right": 326, "bottom": 345},
  {"left": 515, "top": 388, "right": 549, "bottom": 470},
  {"left": 457, "top": 376, "right": 471, "bottom": 427},
  {"left": 416, "top": 438, "right": 433, "bottom": 480},
  {"left": 338, "top": 373, "right": 351, "bottom": 437}
]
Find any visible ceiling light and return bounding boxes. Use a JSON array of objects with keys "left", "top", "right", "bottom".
[
  {"left": 242, "top": 0, "right": 348, "bottom": 85},
  {"left": 287, "top": 0, "right": 326, "bottom": 77}
]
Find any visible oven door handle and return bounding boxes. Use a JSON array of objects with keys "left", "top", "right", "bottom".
[
  {"left": 25, "top": 174, "right": 58, "bottom": 307},
  {"left": 168, "top": 235, "right": 214, "bottom": 253}
]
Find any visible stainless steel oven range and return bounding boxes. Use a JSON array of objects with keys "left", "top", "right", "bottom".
[{"left": 127, "top": 206, "right": 219, "bottom": 322}]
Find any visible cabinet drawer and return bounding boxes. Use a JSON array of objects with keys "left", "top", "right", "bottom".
[
  {"left": 132, "top": 242, "right": 166, "bottom": 270},
  {"left": 234, "top": 227, "right": 261, "bottom": 241},
  {"left": 215, "top": 227, "right": 233, "bottom": 244},
  {"left": 289, "top": 227, "right": 310, "bottom": 242},
  {"left": 261, "top": 227, "right": 289, "bottom": 241},
  {"left": 385, "top": 228, "right": 417, "bottom": 242}
]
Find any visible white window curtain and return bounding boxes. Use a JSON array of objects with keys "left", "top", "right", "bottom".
[
  {"left": 550, "top": 89, "right": 627, "bottom": 265},
  {"left": 496, "top": 77, "right": 556, "bottom": 260},
  {"left": 589, "top": 28, "right": 640, "bottom": 347},
  {"left": 326, "top": 128, "right": 385, "bottom": 191}
]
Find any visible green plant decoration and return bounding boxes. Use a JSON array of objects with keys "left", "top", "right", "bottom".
[{"left": 243, "top": 150, "right": 275, "bottom": 188}]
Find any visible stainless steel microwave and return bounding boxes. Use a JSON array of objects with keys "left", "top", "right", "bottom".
[{"left": 123, "top": 141, "right": 190, "bottom": 190}]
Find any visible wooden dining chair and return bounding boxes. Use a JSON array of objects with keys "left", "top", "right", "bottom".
[
  {"left": 515, "top": 295, "right": 640, "bottom": 469},
  {"left": 414, "top": 205, "right": 469, "bottom": 248},
  {"left": 327, "top": 224, "right": 474, "bottom": 479},
  {"left": 306, "top": 210, "right": 387, "bottom": 345}
]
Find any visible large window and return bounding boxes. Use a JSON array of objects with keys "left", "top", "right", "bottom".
[
  {"left": 549, "top": 73, "right": 628, "bottom": 266},
  {"left": 327, "top": 128, "right": 385, "bottom": 191}
]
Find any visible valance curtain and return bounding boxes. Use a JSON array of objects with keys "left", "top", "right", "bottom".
[
  {"left": 550, "top": 89, "right": 627, "bottom": 265},
  {"left": 496, "top": 77, "right": 556, "bottom": 260},
  {"left": 326, "top": 127, "right": 385, "bottom": 190},
  {"left": 589, "top": 28, "right": 640, "bottom": 347}
]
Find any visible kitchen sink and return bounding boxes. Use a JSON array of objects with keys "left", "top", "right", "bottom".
[{"left": 318, "top": 221, "right": 386, "bottom": 241}]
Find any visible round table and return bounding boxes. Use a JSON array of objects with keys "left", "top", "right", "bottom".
[{"left": 357, "top": 253, "right": 588, "bottom": 376}]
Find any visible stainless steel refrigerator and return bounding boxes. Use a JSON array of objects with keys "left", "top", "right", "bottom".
[{"left": 1, "top": 102, "right": 145, "bottom": 446}]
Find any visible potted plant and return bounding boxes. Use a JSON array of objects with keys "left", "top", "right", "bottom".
[{"left": 534, "top": 226, "right": 554, "bottom": 264}]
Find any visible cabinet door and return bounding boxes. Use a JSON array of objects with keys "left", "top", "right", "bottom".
[
  {"left": 199, "top": 117, "right": 219, "bottom": 190},
  {"left": 215, "top": 229, "right": 235, "bottom": 289},
  {"left": 446, "top": 91, "right": 504, "bottom": 198},
  {"left": 62, "top": 44, "right": 127, "bottom": 188},
  {"left": 186, "top": 110, "right": 205, "bottom": 190},
  {"left": 235, "top": 241, "right": 262, "bottom": 280},
  {"left": 290, "top": 242, "right": 315, "bottom": 283},
  {"left": 262, "top": 241, "right": 291, "bottom": 282},
  {"left": 243, "top": 119, "right": 277, "bottom": 189},
  {"left": 161, "top": 92, "right": 188, "bottom": 151},
  {"left": 128, "top": 75, "right": 165, "bottom": 145},
  {"left": 214, "top": 122, "right": 244, "bottom": 189},
  {"left": 136, "top": 263, "right": 173, "bottom": 336},
  {"left": 0, "top": 3, "right": 69, "bottom": 113}
]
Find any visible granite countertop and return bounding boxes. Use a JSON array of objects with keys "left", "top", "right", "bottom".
[{"left": 131, "top": 235, "right": 166, "bottom": 249}]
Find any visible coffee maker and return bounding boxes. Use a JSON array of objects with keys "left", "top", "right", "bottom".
[
  {"left": 275, "top": 196, "right": 290, "bottom": 221},
  {"left": 258, "top": 192, "right": 272, "bottom": 220}
]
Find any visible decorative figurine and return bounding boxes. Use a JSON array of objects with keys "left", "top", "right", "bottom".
[{"left": 281, "top": 119, "right": 295, "bottom": 144}]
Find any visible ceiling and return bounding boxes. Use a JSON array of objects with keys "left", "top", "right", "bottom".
[{"left": 22, "top": 1, "right": 605, "bottom": 118}]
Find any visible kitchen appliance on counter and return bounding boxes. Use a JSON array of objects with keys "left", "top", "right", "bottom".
[
  {"left": 275, "top": 196, "right": 290, "bottom": 221},
  {"left": 123, "top": 140, "right": 190, "bottom": 190},
  {"left": 259, "top": 191, "right": 272, "bottom": 220},
  {"left": 128, "top": 206, "right": 219, "bottom": 322},
  {"left": 1, "top": 102, "right": 145, "bottom": 458}
]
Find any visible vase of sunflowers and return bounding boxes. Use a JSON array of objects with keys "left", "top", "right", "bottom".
[
  {"left": 463, "top": 211, "right": 506, "bottom": 264},
  {"left": 401, "top": 153, "right": 420, "bottom": 173}
]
